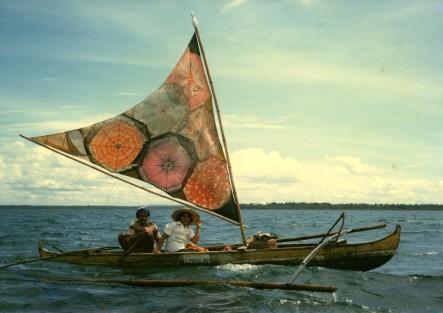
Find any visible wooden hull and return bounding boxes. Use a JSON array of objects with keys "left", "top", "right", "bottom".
[{"left": 38, "top": 225, "right": 400, "bottom": 271}]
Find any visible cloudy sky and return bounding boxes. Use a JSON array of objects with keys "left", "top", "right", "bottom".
[{"left": 1, "top": 0, "right": 442, "bottom": 206}]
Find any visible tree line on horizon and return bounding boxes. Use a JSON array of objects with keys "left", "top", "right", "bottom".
[
  {"left": 241, "top": 202, "right": 443, "bottom": 210},
  {"left": 1, "top": 202, "right": 442, "bottom": 211}
]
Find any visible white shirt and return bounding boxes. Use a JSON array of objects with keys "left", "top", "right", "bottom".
[{"left": 164, "top": 221, "right": 195, "bottom": 252}]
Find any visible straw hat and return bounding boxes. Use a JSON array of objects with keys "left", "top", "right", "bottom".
[{"left": 171, "top": 207, "right": 201, "bottom": 224}]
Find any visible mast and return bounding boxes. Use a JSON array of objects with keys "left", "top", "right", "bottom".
[{"left": 191, "top": 13, "right": 247, "bottom": 245}]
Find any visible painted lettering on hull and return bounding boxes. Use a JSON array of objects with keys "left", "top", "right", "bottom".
[{"left": 182, "top": 254, "right": 211, "bottom": 264}]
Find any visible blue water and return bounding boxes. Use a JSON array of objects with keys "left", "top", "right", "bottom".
[{"left": 0, "top": 207, "right": 442, "bottom": 313}]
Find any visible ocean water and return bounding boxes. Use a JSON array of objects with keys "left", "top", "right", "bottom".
[{"left": 0, "top": 207, "right": 442, "bottom": 313}]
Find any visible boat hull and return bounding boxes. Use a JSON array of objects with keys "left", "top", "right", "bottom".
[{"left": 38, "top": 225, "right": 400, "bottom": 271}]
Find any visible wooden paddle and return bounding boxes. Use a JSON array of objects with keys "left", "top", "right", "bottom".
[{"left": 117, "top": 234, "right": 150, "bottom": 264}]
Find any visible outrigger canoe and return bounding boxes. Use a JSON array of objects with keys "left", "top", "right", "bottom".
[
  {"left": 21, "top": 16, "right": 402, "bottom": 280},
  {"left": 38, "top": 225, "right": 400, "bottom": 271}
]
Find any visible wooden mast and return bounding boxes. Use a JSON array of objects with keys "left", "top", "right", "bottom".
[{"left": 191, "top": 13, "right": 247, "bottom": 245}]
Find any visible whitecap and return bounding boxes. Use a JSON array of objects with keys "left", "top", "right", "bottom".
[
  {"left": 408, "top": 276, "right": 418, "bottom": 282},
  {"left": 215, "top": 263, "right": 259, "bottom": 272},
  {"left": 412, "top": 251, "right": 438, "bottom": 256},
  {"left": 279, "top": 299, "right": 301, "bottom": 305}
]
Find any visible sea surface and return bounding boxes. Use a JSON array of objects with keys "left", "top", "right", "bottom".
[{"left": 0, "top": 207, "right": 442, "bottom": 313}]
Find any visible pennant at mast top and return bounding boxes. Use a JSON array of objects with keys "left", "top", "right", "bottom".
[{"left": 25, "top": 16, "right": 244, "bottom": 227}]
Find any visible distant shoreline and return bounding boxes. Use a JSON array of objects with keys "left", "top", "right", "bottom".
[
  {"left": 242, "top": 203, "right": 443, "bottom": 211},
  {"left": 1, "top": 203, "right": 442, "bottom": 211}
]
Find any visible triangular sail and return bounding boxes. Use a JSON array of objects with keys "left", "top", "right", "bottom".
[{"left": 31, "top": 33, "right": 240, "bottom": 223}]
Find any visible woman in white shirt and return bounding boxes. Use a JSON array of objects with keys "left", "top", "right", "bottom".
[{"left": 155, "top": 207, "right": 206, "bottom": 253}]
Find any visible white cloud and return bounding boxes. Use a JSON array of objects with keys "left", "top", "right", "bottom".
[
  {"left": 223, "top": 114, "right": 285, "bottom": 129},
  {"left": 217, "top": 50, "right": 442, "bottom": 98},
  {"left": 0, "top": 109, "right": 32, "bottom": 115},
  {"left": 59, "top": 105, "right": 85, "bottom": 110},
  {"left": 8, "top": 113, "right": 114, "bottom": 135},
  {"left": 324, "top": 156, "right": 382, "bottom": 175},
  {"left": 1, "top": 142, "right": 441, "bottom": 205},
  {"left": 118, "top": 91, "right": 139, "bottom": 96},
  {"left": 0, "top": 141, "right": 163, "bottom": 205},
  {"left": 301, "top": 0, "right": 314, "bottom": 6},
  {"left": 222, "top": 0, "right": 247, "bottom": 12},
  {"left": 230, "top": 148, "right": 443, "bottom": 204}
]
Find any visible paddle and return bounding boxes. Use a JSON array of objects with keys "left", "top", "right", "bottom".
[{"left": 117, "top": 234, "right": 149, "bottom": 264}]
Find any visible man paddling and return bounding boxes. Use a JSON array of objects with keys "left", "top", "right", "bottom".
[{"left": 118, "top": 207, "right": 160, "bottom": 253}]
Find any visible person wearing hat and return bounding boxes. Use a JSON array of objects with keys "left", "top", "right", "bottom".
[
  {"left": 155, "top": 207, "right": 208, "bottom": 253},
  {"left": 118, "top": 207, "right": 160, "bottom": 253}
]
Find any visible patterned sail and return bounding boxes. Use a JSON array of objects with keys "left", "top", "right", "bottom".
[{"left": 31, "top": 34, "right": 239, "bottom": 223}]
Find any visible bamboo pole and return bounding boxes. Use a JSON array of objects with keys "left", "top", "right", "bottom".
[
  {"left": 0, "top": 244, "right": 118, "bottom": 271},
  {"left": 45, "top": 277, "right": 337, "bottom": 293},
  {"left": 201, "top": 223, "right": 387, "bottom": 249},
  {"left": 0, "top": 255, "right": 59, "bottom": 270},
  {"left": 277, "top": 223, "right": 387, "bottom": 243},
  {"left": 287, "top": 227, "right": 354, "bottom": 285},
  {"left": 191, "top": 13, "right": 247, "bottom": 245},
  {"left": 19, "top": 135, "right": 240, "bottom": 226}
]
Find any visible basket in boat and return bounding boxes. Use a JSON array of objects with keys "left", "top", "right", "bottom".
[{"left": 247, "top": 239, "right": 278, "bottom": 249}]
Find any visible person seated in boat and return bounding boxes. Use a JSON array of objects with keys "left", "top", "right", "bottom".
[
  {"left": 118, "top": 207, "right": 160, "bottom": 253},
  {"left": 155, "top": 207, "right": 208, "bottom": 253}
]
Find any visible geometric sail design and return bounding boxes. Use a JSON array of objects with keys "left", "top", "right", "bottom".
[
  {"left": 139, "top": 133, "right": 197, "bottom": 194},
  {"left": 184, "top": 156, "right": 232, "bottom": 210},
  {"left": 31, "top": 33, "right": 240, "bottom": 223},
  {"left": 87, "top": 117, "right": 146, "bottom": 172}
]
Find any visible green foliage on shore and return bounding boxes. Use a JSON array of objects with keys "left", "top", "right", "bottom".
[
  {"left": 241, "top": 202, "right": 443, "bottom": 210},
  {"left": 1, "top": 203, "right": 442, "bottom": 210}
]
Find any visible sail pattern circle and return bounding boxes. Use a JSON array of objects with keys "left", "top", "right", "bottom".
[
  {"left": 180, "top": 104, "right": 223, "bottom": 161},
  {"left": 139, "top": 134, "right": 197, "bottom": 193},
  {"left": 183, "top": 156, "right": 231, "bottom": 210},
  {"left": 167, "top": 50, "right": 210, "bottom": 110},
  {"left": 125, "top": 84, "right": 189, "bottom": 138},
  {"left": 88, "top": 119, "right": 145, "bottom": 172}
]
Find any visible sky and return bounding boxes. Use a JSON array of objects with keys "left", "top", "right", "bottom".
[{"left": 0, "top": 0, "right": 442, "bottom": 206}]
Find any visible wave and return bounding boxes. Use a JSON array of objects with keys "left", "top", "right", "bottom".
[
  {"left": 398, "top": 219, "right": 443, "bottom": 227},
  {"left": 412, "top": 251, "right": 438, "bottom": 256},
  {"left": 277, "top": 295, "right": 393, "bottom": 313},
  {"left": 407, "top": 274, "right": 443, "bottom": 280},
  {"left": 402, "top": 230, "right": 443, "bottom": 234},
  {"left": 215, "top": 263, "right": 259, "bottom": 272}
]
